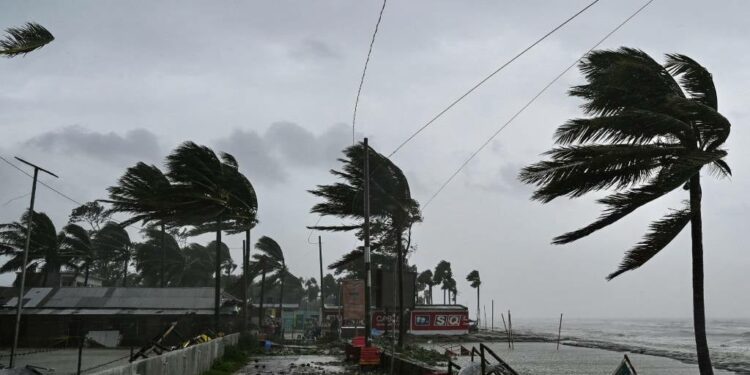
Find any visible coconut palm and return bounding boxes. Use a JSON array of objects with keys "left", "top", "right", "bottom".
[
  {"left": 1, "top": 23, "right": 54, "bottom": 57},
  {"left": 133, "top": 228, "right": 181, "bottom": 286},
  {"left": 254, "top": 236, "right": 286, "bottom": 337},
  {"left": 0, "top": 212, "right": 89, "bottom": 286},
  {"left": 166, "top": 141, "right": 257, "bottom": 331},
  {"left": 417, "top": 270, "right": 435, "bottom": 304},
  {"left": 105, "top": 162, "right": 175, "bottom": 287},
  {"left": 519, "top": 48, "right": 730, "bottom": 374},
  {"left": 90, "top": 222, "right": 131, "bottom": 286},
  {"left": 433, "top": 261, "right": 452, "bottom": 304},
  {"left": 466, "top": 270, "right": 481, "bottom": 325},
  {"left": 309, "top": 142, "right": 421, "bottom": 348}
]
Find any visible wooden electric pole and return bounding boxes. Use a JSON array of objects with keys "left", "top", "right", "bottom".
[
  {"left": 9, "top": 157, "right": 58, "bottom": 368},
  {"left": 363, "top": 138, "right": 372, "bottom": 347}
]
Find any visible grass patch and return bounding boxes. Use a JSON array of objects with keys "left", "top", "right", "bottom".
[{"left": 202, "top": 333, "right": 262, "bottom": 375}]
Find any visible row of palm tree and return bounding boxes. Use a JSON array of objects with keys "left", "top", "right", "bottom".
[{"left": 104, "top": 141, "right": 258, "bottom": 331}]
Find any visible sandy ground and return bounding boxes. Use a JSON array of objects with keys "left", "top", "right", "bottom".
[
  {"left": 235, "top": 355, "right": 359, "bottom": 375},
  {"left": 0, "top": 348, "right": 131, "bottom": 374}
]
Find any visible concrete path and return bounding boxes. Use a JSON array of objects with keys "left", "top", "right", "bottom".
[{"left": 236, "top": 355, "right": 356, "bottom": 375}]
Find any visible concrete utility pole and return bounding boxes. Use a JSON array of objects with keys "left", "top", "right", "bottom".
[
  {"left": 318, "top": 236, "right": 324, "bottom": 326},
  {"left": 363, "top": 138, "right": 372, "bottom": 347},
  {"left": 9, "top": 157, "right": 58, "bottom": 368}
]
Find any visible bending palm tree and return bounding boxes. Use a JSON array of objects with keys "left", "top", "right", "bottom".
[
  {"left": 433, "top": 261, "right": 452, "bottom": 304},
  {"left": 254, "top": 236, "right": 285, "bottom": 338},
  {"left": 105, "top": 162, "right": 175, "bottom": 287},
  {"left": 91, "top": 222, "right": 131, "bottom": 286},
  {"left": 417, "top": 270, "right": 435, "bottom": 304},
  {"left": 466, "top": 270, "right": 481, "bottom": 326},
  {"left": 520, "top": 48, "right": 730, "bottom": 374},
  {"left": 0, "top": 212, "right": 89, "bottom": 286},
  {"left": 309, "top": 142, "right": 421, "bottom": 348},
  {"left": 166, "top": 142, "right": 257, "bottom": 332},
  {"left": 1, "top": 23, "right": 54, "bottom": 57}
]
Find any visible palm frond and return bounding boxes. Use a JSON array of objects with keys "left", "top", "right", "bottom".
[
  {"left": 664, "top": 54, "right": 717, "bottom": 110},
  {"left": 553, "top": 110, "right": 692, "bottom": 146},
  {"left": 0, "top": 22, "right": 54, "bottom": 57},
  {"left": 607, "top": 205, "right": 691, "bottom": 280}
]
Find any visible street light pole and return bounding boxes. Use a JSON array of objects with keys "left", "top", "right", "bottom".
[
  {"left": 318, "top": 236, "right": 324, "bottom": 326},
  {"left": 363, "top": 138, "right": 372, "bottom": 347},
  {"left": 9, "top": 157, "right": 58, "bottom": 368}
]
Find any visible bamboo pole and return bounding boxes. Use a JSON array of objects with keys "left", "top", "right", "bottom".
[{"left": 501, "top": 313, "right": 510, "bottom": 349}]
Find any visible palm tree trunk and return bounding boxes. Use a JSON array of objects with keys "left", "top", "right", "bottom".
[
  {"left": 428, "top": 285, "right": 432, "bottom": 304},
  {"left": 690, "top": 174, "right": 713, "bottom": 374},
  {"left": 476, "top": 286, "right": 480, "bottom": 327},
  {"left": 214, "top": 219, "right": 222, "bottom": 333},
  {"left": 122, "top": 245, "right": 128, "bottom": 287},
  {"left": 396, "top": 226, "right": 405, "bottom": 350},
  {"left": 279, "top": 270, "right": 285, "bottom": 342},
  {"left": 242, "top": 229, "right": 250, "bottom": 333},
  {"left": 84, "top": 264, "right": 90, "bottom": 287},
  {"left": 259, "top": 266, "right": 266, "bottom": 329},
  {"left": 443, "top": 289, "right": 446, "bottom": 304},
  {"left": 160, "top": 223, "right": 166, "bottom": 287}
]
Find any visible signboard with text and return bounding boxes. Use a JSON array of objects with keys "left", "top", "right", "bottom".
[
  {"left": 409, "top": 308, "right": 470, "bottom": 335},
  {"left": 341, "top": 279, "right": 365, "bottom": 321}
]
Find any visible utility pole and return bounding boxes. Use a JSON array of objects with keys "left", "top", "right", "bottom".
[
  {"left": 318, "top": 236, "right": 324, "bottom": 326},
  {"left": 491, "top": 299, "right": 494, "bottom": 331},
  {"left": 9, "top": 157, "right": 58, "bottom": 368},
  {"left": 363, "top": 138, "right": 372, "bottom": 347},
  {"left": 244, "top": 230, "right": 251, "bottom": 332},
  {"left": 241, "top": 239, "right": 247, "bottom": 332}
]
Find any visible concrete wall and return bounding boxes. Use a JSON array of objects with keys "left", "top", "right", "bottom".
[{"left": 90, "top": 333, "right": 239, "bottom": 375}]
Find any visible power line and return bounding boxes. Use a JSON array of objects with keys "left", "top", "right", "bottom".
[
  {"left": 388, "top": 0, "right": 601, "bottom": 158},
  {"left": 0, "top": 156, "right": 83, "bottom": 206},
  {"left": 352, "top": 0, "right": 388, "bottom": 144},
  {"left": 422, "top": 0, "right": 656, "bottom": 210}
]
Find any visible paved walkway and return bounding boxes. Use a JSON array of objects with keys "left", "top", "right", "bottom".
[{"left": 236, "top": 355, "right": 356, "bottom": 375}]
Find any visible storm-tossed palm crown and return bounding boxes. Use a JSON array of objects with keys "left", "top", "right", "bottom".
[
  {"left": 0, "top": 211, "right": 90, "bottom": 276},
  {"left": 520, "top": 48, "right": 730, "bottom": 280},
  {"left": 1, "top": 22, "right": 54, "bottom": 57}
]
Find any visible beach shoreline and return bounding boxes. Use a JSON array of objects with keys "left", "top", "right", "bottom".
[{"left": 413, "top": 330, "right": 748, "bottom": 374}]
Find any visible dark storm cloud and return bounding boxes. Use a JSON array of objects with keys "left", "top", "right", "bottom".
[
  {"left": 215, "top": 122, "right": 357, "bottom": 184},
  {"left": 289, "top": 39, "right": 341, "bottom": 61},
  {"left": 24, "top": 126, "right": 160, "bottom": 163}
]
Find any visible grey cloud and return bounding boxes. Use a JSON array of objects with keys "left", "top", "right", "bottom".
[
  {"left": 24, "top": 126, "right": 160, "bottom": 163},
  {"left": 214, "top": 129, "right": 287, "bottom": 184},
  {"left": 216, "top": 122, "right": 356, "bottom": 185},
  {"left": 289, "top": 39, "right": 340, "bottom": 61}
]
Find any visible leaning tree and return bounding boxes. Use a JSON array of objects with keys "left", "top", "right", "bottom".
[{"left": 520, "top": 48, "right": 730, "bottom": 374}]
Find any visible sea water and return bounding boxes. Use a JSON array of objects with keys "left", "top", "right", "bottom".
[{"left": 504, "top": 318, "right": 750, "bottom": 374}]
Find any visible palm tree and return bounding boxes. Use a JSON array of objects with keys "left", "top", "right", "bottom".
[
  {"left": 133, "top": 228, "right": 182, "bottom": 286},
  {"left": 254, "top": 236, "right": 285, "bottom": 337},
  {"left": 519, "top": 48, "right": 730, "bottom": 374},
  {"left": 0, "top": 212, "right": 89, "bottom": 286},
  {"left": 417, "top": 270, "right": 435, "bottom": 304},
  {"left": 105, "top": 162, "right": 175, "bottom": 287},
  {"left": 466, "top": 270, "right": 481, "bottom": 325},
  {"left": 433, "top": 261, "right": 452, "bottom": 304},
  {"left": 166, "top": 142, "right": 257, "bottom": 332},
  {"left": 90, "top": 222, "right": 131, "bottom": 286},
  {"left": 1, "top": 23, "right": 54, "bottom": 57},
  {"left": 309, "top": 142, "right": 421, "bottom": 348}
]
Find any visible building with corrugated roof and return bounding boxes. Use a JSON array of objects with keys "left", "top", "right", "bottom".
[{"left": 0, "top": 287, "right": 240, "bottom": 347}]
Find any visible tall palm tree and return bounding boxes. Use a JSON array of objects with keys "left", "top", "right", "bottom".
[
  {"left": 519, "top": 48, "right": 730, "bottom": 374},
  {"left": 0, "top": 212, "right": 89, "bottom": 286},
  {"left": 466, "top": 270, "right": 481, "bottom": 325},
  {"left": 90, "top": 222, "right": 131, "bottom": 286},
  {"left": 105, "top": 162, "right": 175, "bottom": 287},
  {"left": 166, "top": 141, "right": 257, "bottom": 332},
  {"left": 433, "top": 261, "right": 452, "bottom": 304},
  {"left": 309, "top": 142, "right": 421, "bottom": 348},
  {"left": 417, "top": 270, "right": 435, "bottom": 304},
  {"left": 254, "top": 236, "right": 285, "bottom": 337},
  {"left": 1, "top": 23, "right": 54, "bottom": 57}
]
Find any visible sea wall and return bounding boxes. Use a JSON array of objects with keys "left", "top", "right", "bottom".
[{"left": 90, "top": 333, "right": 239, "bottom": 375}]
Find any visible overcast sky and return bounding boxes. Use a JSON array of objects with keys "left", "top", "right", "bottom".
[{"left": 1, "top": 1, "right": 748, "bottom": 320}]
